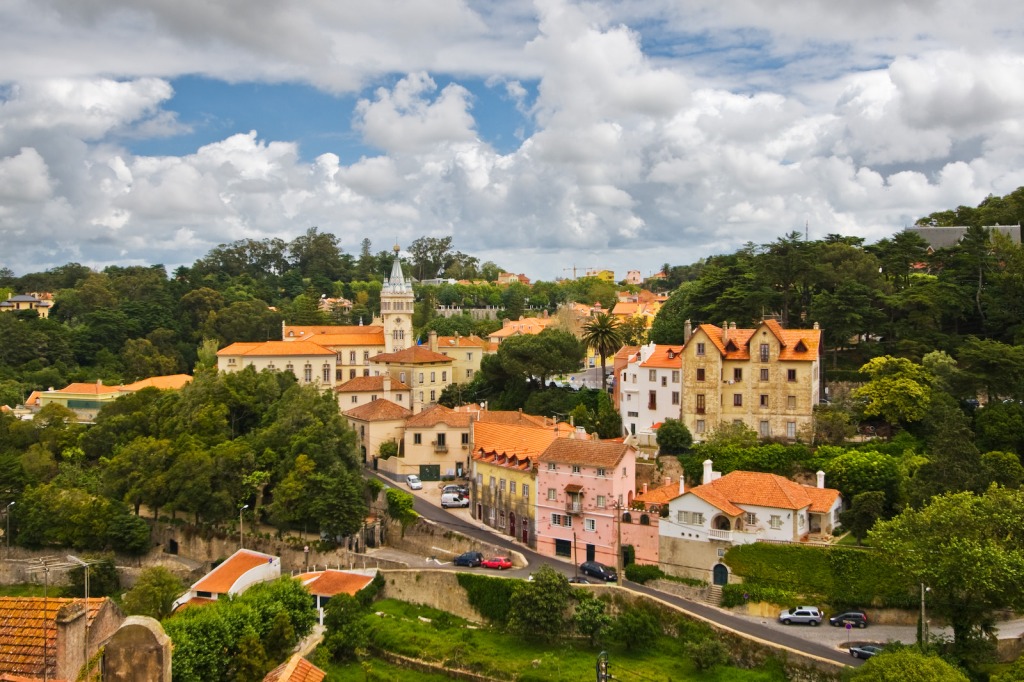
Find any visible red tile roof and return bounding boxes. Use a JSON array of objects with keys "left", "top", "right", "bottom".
[
  {"left": 473, "top": 422, "right": 559, "bottom": 459},
  {"left": 405, "top": 404, "right": 472, "bottom": 428},
  {"left": 263, "top": 654, "right": 326, "bottom": 682},
  {"left": 296, "top": 570, "right": 374, "bottom": 597},
  {"left": 370, "top": 346, "right": 454, "bottom": 364},
  {"left": 474, "top": 410, "right": 550, "bottom": 428},
  {"left": 335, "top": 375, "right": 410, "bottom": 393},
  {"left": 635, "top": 482, "right": 681, "bottom": 506},
  {"left": 218, "top": 341, "right": 336, "bottom": 357},
  {"left": 688, "top": 471, "right": 840, "bottom": 515},
  {"left": 192, "top": 550, "right": 277, "bottom": 594},
  {"left": 54, "top": 383, "right": 120, "bottom": 396},
  {"left": 436, "top": 335, "right": 490, "bottom": 349},
  {"left": 343, "top": 399, "right": 412, "bottom": 421},
  {"left": 121, "top": 374, "right": 193, "bottom": 391},
  {"left": 0, "top": 597, "right": 108, "bottom": 678},
  {"left": 537, "top": 439, "right": 633, "bottom": 468},
  {"left": 692, "top": 322, "right": 820, "bottom": 362},
  {"left": 639, "top": 346, "right": 684, "bottom": 369}
]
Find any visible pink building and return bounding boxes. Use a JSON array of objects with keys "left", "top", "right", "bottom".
[
  {"left": 534, "top": 436, "right": 637, "bottom": 567},
  {"left": 620, "top": 476, "right": 684, "bottom": 565}
]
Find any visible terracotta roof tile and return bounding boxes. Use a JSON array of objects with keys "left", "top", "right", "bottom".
[
  {"left": 405, "top": 404, "right": 472, "bottom": 428},
  {"left": 296, "top": 570, "right": 374, "bottom": 597},
  {"left": 537, "top": 439, "right": 632, "bottom": 468},
  {"left": 263, "top": 654, "right": 326, "bottom": 682},
  {"left": 121, "top": 374, "right": 192, "bottom": 391},
  {"left": 692, "top": 322, "right": 819, "bottom": 362},
  {"left": 436, "top": 335, "right": 489, "bottom": 348},
  {"left": 687, "top": 471, "right": 840, "bottom": 515},
  {"left": 473, "top": 422, "right": 559, "bottom": 459},
  {"left": 54, "top": 382, "right": 121, "bottom": 395},
  {"left": 370, "top": 347, "right": 454, "bottom": 364},
  {"left": 218, "top": 341, "right": 335, "bottom": 357},
  {"left": 474, "top": 411, "right": 550, "bottom": 428},
  {"left": 291, "top": 332, "right": 384, "bottom": 346},
  {"left": 639, "top": 346, "right": 684, "bottom": 369},
  {"left": 635, "top": 483, "right": 681, "bottom": 506},
  {"left": 24, "top": 391, "right": 40, "bottom": 407},
  {"left": 343, "top": 399, "right": 412, "bottom": 422},
  {"left": 0, "top": 597, "right": 108, "bottom": 678},
  {"left": 192, "top": 550, "right": 278, "bottom": 594},
  {"left": 283, "top": 325, "right": 383, "bottom": 337},
  {"left": 335, "top": 376, "right": 410, "bottom": 393}
]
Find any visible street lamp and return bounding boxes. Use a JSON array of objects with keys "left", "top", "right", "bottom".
[
  {"left": 919, "top": 583, "right": 931, "bottom": 650},
  {"left": 240, "top": 504, "right": 249, "bottom": 549},
  {"left": 5, "top": 501, "right": 13, "bottom": 558}
]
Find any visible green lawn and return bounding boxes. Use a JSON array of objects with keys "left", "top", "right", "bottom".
[
  {"left": 319, "top": 599, "right": 789, "bottom": 682},
  {"left": 0, "top": 584, "right": 49, "bottom": 597}
]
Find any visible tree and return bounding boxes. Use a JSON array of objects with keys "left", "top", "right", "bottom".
[
  {"left": 507, "top": 566, "right": 571, "bottom": 641},
  {"left": 609, "top": 601, "right": 661, "bottom": 651},
  {"left": 869, "top": 487, "right": 1024, "bottom": 665},
  {"left": 823, "top": 450, "right": 904, "bottom": 516},
  {"left": 581, "top": 313, "right": 623, "bottom": 393},
  {"left": 123, "top": 566, "right": 185, "bottom": 620},
  {"left": 981, "top": 451, "right": 1024, "bottom": 489},
  {"left": 853, "top": 356, "right": 933, "bottom": 426},
  {"left": 321, "top": 593, "right": 367, "bottom": 662},
  {"left": 656, "top": 419, "right": 693, "bottom": 455},
  {"left": 847, "top": 649, "right": 969, "bottom": 681},
  {"left": 840, "top": 491, "right": 886, "bottom": 545},
  {"left": 573, "top": 591, "right": 612, "bottom": 646}
]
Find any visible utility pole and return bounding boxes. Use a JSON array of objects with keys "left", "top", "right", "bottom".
[
  {"left": 240, "top": 504, "right": 249, "bottom": 549},
  {"left": 596, "top": 651, "right": 610, "bottom": 681},
  {"left": 615, "top": 499, "right": 623, "bottom": 587},
  {"left": 919, "top": 583, "right": 930, "bottom": 650}
]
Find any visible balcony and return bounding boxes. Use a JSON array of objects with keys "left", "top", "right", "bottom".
[
  {"left": 708, "top": 528, "right": 733, "bottom": 542},
  {"left": 431, "top": 441, "right": 448, "bottom": 453},
  {"left": 565, "top": 499, "right": 584, "bottom": 515},
  {"left": 696, "top": 407, "right": 706, "bottom": 415}
]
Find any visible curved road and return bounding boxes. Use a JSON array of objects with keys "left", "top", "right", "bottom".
[{"left": 374, "top": 472, "right": 860, "bottom": 669}]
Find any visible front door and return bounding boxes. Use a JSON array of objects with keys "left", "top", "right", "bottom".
[
  {"left": 713, "top": 563, "right": 729, "bottom": 586},
  {"left": 521, "top": 528, "right": 528, "bottom": 544},
  {"left": 586, "top": 544, "right": 596, "bottom": 562},
  {"left": 509, "top": 513, "right": 516, "bottom": 538}
]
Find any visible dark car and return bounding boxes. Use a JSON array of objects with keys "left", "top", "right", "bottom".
[
  {"left": 579, "top": 561, "right": 617, "bottom": 582},
  {"left": 567, "top": 576, "right": 591, "bottom": 584},
  {"left": 830, "top": 611, "right": 868, "bottom": 628},
  {"left": 849, "top": 644, "right": 883, "bottom": 659},
  {"left": 442, "top": 484, "right": 470, "bottom": 497},
  {"left": 453, "top": 551, "right": 483, "bottom": 567}
]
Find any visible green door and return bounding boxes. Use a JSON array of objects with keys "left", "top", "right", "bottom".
[{"left": 419, "top": 465, "right": 441, "bottom": 481}]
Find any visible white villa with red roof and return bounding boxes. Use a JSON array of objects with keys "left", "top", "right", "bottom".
[
  {"left": 172, "top": 549, "right": 281, "bottom": 612},
  {"left": 659, "top": 460, "right": 842, "bottom": 586}
]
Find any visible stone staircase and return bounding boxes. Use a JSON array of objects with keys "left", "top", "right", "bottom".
[{"left": 704, "top": 584, "right": 723, "bottom": 607}]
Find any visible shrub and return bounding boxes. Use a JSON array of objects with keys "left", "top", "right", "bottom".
[
  {"left": 624, "top": 563, "right": 664, "bottom": 585},
  {"left": 720, "top": 583, "right": 797, "bottom": 608},
  {"left": 685, "top": 638, "right": 730, "bottom": 670},
  {"left": 456, "top": 573, "right": 515, "bottom": 624}
]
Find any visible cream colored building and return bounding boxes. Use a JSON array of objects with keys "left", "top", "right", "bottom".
[
  {"left": 0, "top": 293, "right": 52, "bottom": 318},
  {"left": 335, "top": 375, "right": 412, "bottom": 412},
  {"left": 283, "top": 325, "right": 386, "bottom": 383},
  {"left": 36, "top": 374, "right": 192, "bottom": 421},
  {"left": 344, "top": 399, "right": 412, "bottom": 465},
  {"left": 368, "top": 346, "right": 454, "bottom": 414},
  {"left": 424, "top": 332, "right": 489, "bottom": 385},
  {"left": 392, "top": 404, "right": 473, "bottom": 481},
  {"left": 216, "top": 341, "right": 338, "bottom": 390},
  {"left": 680, "top": 320, "right": 821, "bottom": 441}
]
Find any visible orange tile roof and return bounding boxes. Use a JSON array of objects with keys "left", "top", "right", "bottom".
[
  {"left": 192, "top": 550, "right": 277, "bottom": 594},
  {"left": 639, "top": 346, "right": 684, "bottom": 369},
  {"left": 635, "top": 483, "right": 681, "bottom": 506},
  {"left": 405, "top": 404, "right": 472, "bottom": 428},
  {"left": 490, "top": 317, "right": 557, "bottom": 339},
  {"left": 693, "top": 322, "right": 819, "bottom": 362},
  {"left": 55, "top": 382, "right": 121, "bottom": 395},
  {"left": 296, "top": 570, "right": 374, "bottom": 597},
  {"left": 436, "top": 335, "right": 489, "bottom": 349},
  {"left": 0, "top": 597, "right": 108, "bottom": 678},
  {"left": 474, "top": 410, "right": 550, "bottom": 428},
  {"left": 688, "top": 471, "right": 840, "bottom": 515},
  {"left": 537, "top": 439, "right": 632, "bottom": 468},
  {"left": 343, "top": 399, "right": 412, "bottom": 421},
  {"left": 24, "top": 391, "right": 40, "bottom": 407},
  {"left": 263, "top": 654, "right": 326, "bottom": 682},
  {"left": 121, "top": 374, "right": 192, "bottom": 391},
  {"left": 291, "top": 332, "right": 384, "bottom": 346},
  {"left": 370, "top": 346, "right": 454, "bottom": 364},
  {"left": 614, "top": 345, "right": 640, "bottom": 361},
  {"left": 218, "top": 341, "right": 336, "bottom": 357},
  {"left": 473, "top": 421, "right": 559, "bottom": 459},
  {"left": 284, "top": 325, "right": 383, "bottom": 337},
  {"left": 335, "top": 376, "right": 410, "bottom": 392}
]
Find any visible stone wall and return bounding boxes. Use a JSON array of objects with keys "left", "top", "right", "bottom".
[{"left": 385, "top": 517, "right": 526, "bottom": 567}]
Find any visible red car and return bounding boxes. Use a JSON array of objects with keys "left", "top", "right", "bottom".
[{"left": 481, "top": 556, "right": 513, "bottom": 570}]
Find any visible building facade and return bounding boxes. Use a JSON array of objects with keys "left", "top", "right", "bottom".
[
  {"left": 216, "top": 341, "right": 338, "bottom": 390},
  {"left": 617, "top": 343, "right": 684, "bottom": 443}
]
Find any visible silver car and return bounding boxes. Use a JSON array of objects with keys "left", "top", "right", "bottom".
[{"left": 778, "top": 606, "right": 822, "bottom": 626}]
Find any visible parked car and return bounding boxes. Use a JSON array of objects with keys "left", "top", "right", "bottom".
[
  {"left": 453, "top": 551, "right": 483, "bottom": 567},
  {"left": 406, "top": 474, "right": 422, "bottom": 490},
  {"left": 567, "top": 576, "right": 591, "bottom": 584},
  {"left": 579, "top": 561, "right": 617, "bottom": 582},
  {"left": 849, "top": 644, "right": 883, "bottom": 659},
  {"left": 830, "top": 611, "right": 868, "bottom": 628},
  {"left": 442, "top": 484, "right": 469, "bottom": 496},
  {"left": 778, "top": 606, "right": 822, "bottom": 626},
  {"left": 441, "top": 493, "right": 469, "bottom": 508},
  {"left": 481, "top": 556, "right": 513, "bottom": 570}
]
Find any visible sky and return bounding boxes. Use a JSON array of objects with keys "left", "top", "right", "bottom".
[{"left": 2, "top": 0, "right": 1024, "bottom": 282}]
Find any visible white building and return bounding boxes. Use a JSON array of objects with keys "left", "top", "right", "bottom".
[{"left": 617, "top": 343, "right": 684, "bottom": 444}]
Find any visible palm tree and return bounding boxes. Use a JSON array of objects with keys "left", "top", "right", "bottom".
[{"left": 582, "top": 312, "right": 624, "bottom": 393}]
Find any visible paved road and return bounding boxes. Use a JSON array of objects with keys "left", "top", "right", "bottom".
[{"left": 370, "top": 471, "right": 860, "bottom": 668}]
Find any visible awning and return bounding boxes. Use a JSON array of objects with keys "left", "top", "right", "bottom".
[{"left": 564, "top": 484, "right": 584, "bottom": 493}]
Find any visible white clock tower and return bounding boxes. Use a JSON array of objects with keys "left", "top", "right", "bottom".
[{"left": 380, "top": 244, "right": 415, "bottom": 353}]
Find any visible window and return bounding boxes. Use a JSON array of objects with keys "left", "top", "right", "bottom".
[
  {"left": 760, "top": 343, "right": 770, "bottom": 362},
  {"left": 677, "top": 511, "right": 705, "bottom": 525},
  {"left": 585, "top": 519, "right": 596, "bottom": 532},
  {"left": 286, "top": 363, "right": 293, "bottom": 373},
  {"left": 467, "top": 369, "right": 474, "bottom": 378},
  {"left": 631, "top": 373, "right": 637, "bottom": 384},
  {"left": 510, "top": 481, "right": 516, "bottom": 494},
  {"left": 770, "top": 515, "right": 783, "bottom": 529},
  {"left": 547, "top": 488, "right": 557, "bottom": 500},
  {"left": 787, "top": 421, "right": 796, "bottom": 439},
  {"left": 696, "top": 419, "right": 705, "bottom": 434},
  {"left": 323, "top": 365, "right": 331, "bottom": 382},
  {"left": 661, "top": 376, "right": 667, "bottom": 387},
  {"left": 648, "top": 391, "right": 657, "bottom": 409},
  {"left": 627, "top": 411, "right": 638, "bottom": 418},
  {"left": 759, "top": 421, "right": 769, "bottom": 437},
  {"left": 671, "top": 391, "right": 680, "bottom": 405},
  {"left": 596, "top": 468, "right": 606, "bottom": 477},
  {"left": 371, "top": 394, "right": 377, "bottom": 401},
  {"left": 392, "top": 329, "right": 403, "bottom": 341},
  {"left": 760, "top": 394, "right": 769, "bottom": 408},
  {"left": 442, "top": 371, "right": 447, "bottom": 382},
  {"left": 490, "top": 476, "right": 496, "bottom": 488},
  {"left": 351, "top": 396, "right": 358, "bottom": 404},
  {"left": 572, "top": 465, "right": 581, "bottom": 474},
  {"left": 671, "top": 370, "right": 680, "bottom": 382},
  {"left": 418, "top": 373, "right": 424, "bottom": 383},
  {"left": 418, "top": 391, "right": 423, "bottom": 403},
  {"left": 596, "top": 495, "right": 606, "bottom": 508},
  {"left": 787, "top": 395, "right": 796, "bottom": 409},
  {"left": 349, "top": 351, "right": 356, "bottom": 363},
  {"left": 733, "top": 394, "right": 743, "bottom": 407},
  {"left": 467, "top": 352, "right": 473, "bottom": 361},
  {"left": 522, "top": 484, "right": 529, "bottom": 499},
  {"left": 499, "top": 511, "right": 505, "bottom": 529},
  {"left": 413, "top": 433, "right": 422, "bottom": 445},
  {"left": 744, "top": 512, "right": 757, "bottom": 525},
  {"left": 787, "top": 369, "right": 797, "bottom": 382},
  {"left": 760, "top": 368, "right": 769, "bottom": 381},
  {"left": 363, "top": 369, "right": 370, "bottom": 376},
  {"left": 430, "top": 390, "right": 436, "bottom": 401},
  {"left": 461, "top": 432, "right": 469, "bottom": 444},
  {"left": 430, "top": 371, "right": 435, "bottom": 382},
  {"left": 696, "top": 394, "right": 706, "bottom": 414},
  {"left": 696, "top": 367, "right": 705, "bottom": 381},
  {"left": 696, "top": 342, "right": 706, "bottom": 356},
  {"left": 363, "top": 351, "right": 370, "bottom": 363},
  {"left": 499, "top": 478, "right": 505, "bottom": 491},
  {"left": 733, "top": 368, "right": 743, "bottom": 381},
  {"left": 436, "top": 433, "right": 446, "bottom": 446},
  {"left": 349, "top": 369, "right": 356, "bottom": 379},
  {"left": 547, "top": 462, "right": 556, "bottom": 471},
  {"left": 554, "top": 538, "right": 572, "bottom": 557},
  {"left": 551, "top": 513, "right": 572, "bottom": 528},
  {"left": 400, "top": 372, "right": 406, "bottom": 382},
  {"left": 303, "top": 365, "right": 312, "bottom": 382},
  {"left": 476, "top": 473, "right": 483, "bottom": 485}
]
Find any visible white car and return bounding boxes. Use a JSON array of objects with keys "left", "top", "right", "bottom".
[
  {"left": 441, "top": 492, "right": 469, "bottom": 508},
  {"left": 406, "top": 474, "right": 423, "bottom": 490}
]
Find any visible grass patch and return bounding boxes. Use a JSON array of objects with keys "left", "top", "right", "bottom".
[
  {"left": 318, "top": 599, "right": 787, "bottom": 681},
  {"left": 836, "top": 533, "right": 870, "bottom": 547},
  {"left": 0, "top": 584, "right": 49, "bottom": 597}
]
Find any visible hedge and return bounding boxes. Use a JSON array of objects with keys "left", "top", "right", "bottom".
[{"left": 455, "top": 573, "right": 516, "bottom": 624}]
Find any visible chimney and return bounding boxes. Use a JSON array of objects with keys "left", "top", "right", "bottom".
[
  {"left": 721, "top": 323, "right": 729, "bottom": 343},
  {"left": 813, "top": 322, "right": 820, "bottom": 330},
  {"left": 679, "top": 476, "right": 686, "bottom": 495},
  {"left": 383, "top": 376, "right": 391, "bottom": 394},
  {"left": 684, "top": 319, "right": 692, "bottom": 343},
  {"left": 96, "top": 379, "right": 102, "bottom": 386},
  {"left": 730, "top": 321, "right": 737, "bottom": 331},
  {"left": 816, "top": 470, "right": 825, "bottom": 489},
  {"left": 428, "top": 330, "right": 438, "bottom": 352},
  {"left": 643, "top": 483, "right": 649, "bottom": 494},
  {"left": 664, "top": 477, "right": 671, "bottom": 487},
  {"left": 702, "top": 459, "right": 714, "bottom": 485},
  {"left": 56, "top": 601, "right": 87, "bottom": 681}
]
